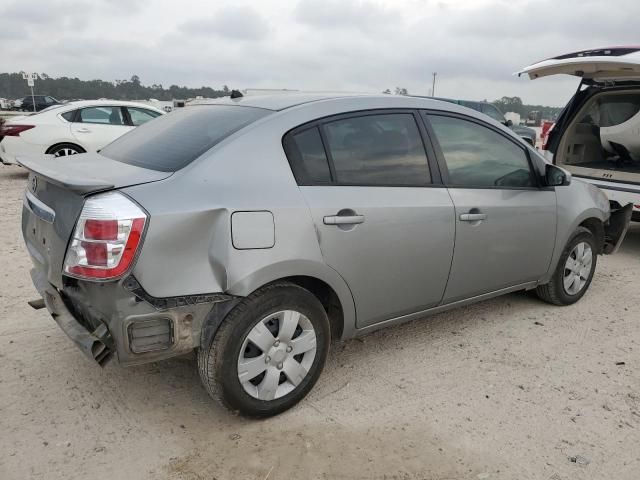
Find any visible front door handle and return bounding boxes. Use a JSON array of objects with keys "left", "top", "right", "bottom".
[
  {"left": 459, "top": 213, "right": 487, "bottom": 222},
  {"left": 323, "top": 214, "right": 365, "bottom": 225}
]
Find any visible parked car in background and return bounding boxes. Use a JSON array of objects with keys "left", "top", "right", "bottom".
[
  {"left": 526, "top": 110, "right": 543, "bottom": 127},
  {"left": 438, "top": 98, "right": 538, "bottom": 146},
  {"left": 19, "top": 95, "right": 61, "bottom": 112},
  {"left": 519, "top": 46, "right": 640, "bottom": 220},
  {"left": 0, "top": 100, "right": 163, "bottom": 164},
  {"left": 20, "top": 93, "right": 630, "bottom": 417},
  {"left": 12, "top": 98, "right": 23, "bottom": 110}
]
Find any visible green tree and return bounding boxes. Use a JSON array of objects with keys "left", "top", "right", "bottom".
[{"left": 0, "top": 72, "right": 230, "bottom": 101}]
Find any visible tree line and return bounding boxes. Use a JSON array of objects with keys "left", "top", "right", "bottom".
[
  {"left": 386, "top": 89, "right": 562, "bottom": 119},
  {"left": 0, "top": 73, "right": 230, "bottom": 101},
  {"left": 0, "top": 73, "right": 562, "bottom": 120},
  {"left": 493, "top": 96, "right": 562, "bottom": 120}
]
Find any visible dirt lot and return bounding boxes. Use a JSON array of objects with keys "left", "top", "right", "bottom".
[{"left": 1, "top": 164, "right": 639, "bottom": 480}]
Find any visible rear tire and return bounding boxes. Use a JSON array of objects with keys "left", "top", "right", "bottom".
[
  {"left": 197, "top": 282, "right": 330, "bottom": 417},
  {"left": 536, "top": 227, "right": 597, "bottom": 306},
  {"left": 46, "top": 143, "right": 85, "bottom": 158}
]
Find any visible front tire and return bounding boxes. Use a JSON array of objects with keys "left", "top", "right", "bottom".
[
  {"left": 536, "top": 227, "right": 597, "bottom": 306},
  {"left": 197, "top": 282, "right": 330, "bottom": 417}
]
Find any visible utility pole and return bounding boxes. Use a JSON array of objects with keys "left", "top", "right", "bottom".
[{"left": 431, "top": 72, "right": 437, "bottom": 98}]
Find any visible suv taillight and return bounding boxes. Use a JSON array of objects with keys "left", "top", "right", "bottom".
[
  {"left": 63, "top": 192, "right": 147, "bottom": 280},
  {"left": 541, "top": 121, "right": 555, "bottom": 150},
  {"left": 1, "top": 124, "right": 35, "bottom": 136}
]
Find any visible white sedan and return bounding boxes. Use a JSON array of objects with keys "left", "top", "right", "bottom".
[{"left": 0, "top": 100, "right": 163, "bottom": 164}]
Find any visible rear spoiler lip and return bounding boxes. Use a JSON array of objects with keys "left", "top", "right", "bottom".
[{"left": 18, "top": 155, "right": 115, "bottom": 195}]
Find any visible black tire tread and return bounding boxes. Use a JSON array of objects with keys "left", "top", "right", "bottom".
[
  {"left": 536, "top": 226, "right": 595, "bottom": 306},
  {"left": 46, "top": 142, "right": 85, "bottom": 155},
  {"left": 197, "top": 281, "right": 328, "bottom": 416}
]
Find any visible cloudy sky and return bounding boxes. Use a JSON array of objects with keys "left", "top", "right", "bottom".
[{"left": 1, "top": 0, "right": 638, "bottom": 105}]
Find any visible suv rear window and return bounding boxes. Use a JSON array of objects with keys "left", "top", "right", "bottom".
[{"left": 100, "top": 105, "right": 270, "bottom": 172}]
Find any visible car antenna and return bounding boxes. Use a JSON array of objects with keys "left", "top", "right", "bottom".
[{"left": 230, "top": 89, "right": 243, "bottom": 99}]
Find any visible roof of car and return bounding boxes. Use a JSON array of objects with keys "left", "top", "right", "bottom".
[
  {"left": 188, "top": 92, "right": 481, "bottom": 112},
  {"left": 189, "top": 92, "right": 378, "bottom": 111},
  {"left": 61, "top": 99, "right": 164, "bottom": 110}
]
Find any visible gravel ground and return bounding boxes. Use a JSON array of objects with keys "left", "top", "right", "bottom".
[{"left": 1, "top": 164, "right": 639, "bottom": 480}]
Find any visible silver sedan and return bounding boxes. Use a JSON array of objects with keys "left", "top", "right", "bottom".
[{"left": 20, "top": 93, "right": 632, "bottom": 417}]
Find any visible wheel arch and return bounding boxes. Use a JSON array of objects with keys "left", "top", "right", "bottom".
[
  {"left": 200, "top": 273, "right": 354, "bottom": 355},
  {"left": 45, "top": 141, "right": 86, "bottom": 155},
  {"left": 540, "top": 205, "right": 608, "bottom": 285},
  {"left": 579, "top": 217, "right": 605, "bottom": 254},
  {"left": 208, "top": 261, "right": 356, "bottom": 344},
  {"left": 277, "top": 275, "right": 345, "bottom": 341}
]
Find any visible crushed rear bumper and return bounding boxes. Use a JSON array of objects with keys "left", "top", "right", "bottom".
[
  {"left": 28, "top": 267, "right": 234, "bottom": 367},
  {"left": 30, "top": 268, "right": 114, "bottom": 366}
]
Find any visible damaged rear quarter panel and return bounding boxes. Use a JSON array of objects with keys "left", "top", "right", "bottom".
[{"left": 120, "top": 119, "right": 332, "bottom": 300}]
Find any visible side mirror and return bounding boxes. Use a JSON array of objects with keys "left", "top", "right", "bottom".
[
  {"left": 504, "top": 119, "right": 513, "bottom": 127},
  {"left": 545, "top": 164, "right": 571, "bottom": 186}
]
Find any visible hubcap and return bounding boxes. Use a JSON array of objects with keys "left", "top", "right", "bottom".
[
  {"left": 563, "top": 241, "right": 593, "bottom": 295},
  {"left": 237, "top": 310, "right": 317, "bottom": 401},
  {"left": 53, "top": 147, "right": 79, "bottom": 157}
]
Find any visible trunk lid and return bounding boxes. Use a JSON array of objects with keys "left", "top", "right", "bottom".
[
  {"left": 20, "top": 153, "right": 170, "bottom": 288},
  {"left": 518, "top": 47, "right": 640, "bottom": 82}
]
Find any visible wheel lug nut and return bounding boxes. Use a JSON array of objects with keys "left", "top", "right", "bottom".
[
  {"left": 286, "top": 346, "right": 292, "bottom": 353},
  {"left": 277, "top": 363, "right": 283, "bottom": 370},
  {"left": 274, "top": 340, "right": 280, "bottom": 347},
  {"left": 265, "top": 356, "right": 271, "bottom": 363}
]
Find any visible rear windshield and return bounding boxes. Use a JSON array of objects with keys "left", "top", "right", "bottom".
[{"left": 100, "top": 105, "right": 271, "bottom": 172}]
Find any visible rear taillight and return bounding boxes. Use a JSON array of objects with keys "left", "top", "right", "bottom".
[
  {"left": 0, "top": 124, "right": 35, "bottom": 136},
  {"left": 541, "top": 121, "right": 555, "bottom": 150},
  {"left": 63, "top": 192, "right": 147, "bottom": 280}
]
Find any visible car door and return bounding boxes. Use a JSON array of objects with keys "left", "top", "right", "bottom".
[
  {"left": 424, "top": 112, "right": 557, "bottom": 303},
  {"left": 284, "top": 110, "right": 455, "bottom": 328},
  {"left": 70, "top": 106, "right": 133, "bottom": 152}
]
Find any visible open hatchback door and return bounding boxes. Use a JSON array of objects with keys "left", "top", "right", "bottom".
[
  {"left": 518, "top": 47, "right": 640, "bottom": 81},
  {"left": 518, "top": 47, "right": 640, "bottom": 222}
]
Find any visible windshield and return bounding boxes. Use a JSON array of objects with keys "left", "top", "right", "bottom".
[
  {"left": 482, "top": 105, "right": 506, "bottom": 122},
  {"left": 100, "top": 105, "right": 271, "bottom": 172}
]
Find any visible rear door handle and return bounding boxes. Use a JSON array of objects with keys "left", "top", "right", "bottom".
[
  {"left": 323, "top": 214, "right": 365, "bottom": 225},
  {"left": 76, "top": 128, "right": 91, "bottom": 133},
  {"left": 459, "top": 213, "right": 487, "bottom": 222}
]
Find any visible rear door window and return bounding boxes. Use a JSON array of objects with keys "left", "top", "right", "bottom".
[
  {"left": 322, "top": 113, "right": 431, "bottom": 186},
  {"left": 61, "top": 110, "right": 76, "bottom": 122},
  {"left": 79, "top": 106, "right": 125, "bottom": 125},
  {"left": 283, "top": 127, "right": 332, "bottom": 184},
  {"left": 126, "top": 107, "right": 162, "bottom": 126},
  {"left": 428, "top": 114, "right": 534, "bottom": 188},
  {"left": 100, "top": 105, "right": 271, "bottom": 172}
]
